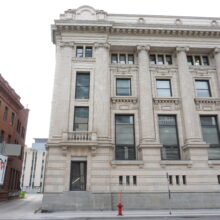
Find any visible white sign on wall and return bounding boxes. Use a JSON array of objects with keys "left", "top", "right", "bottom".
[{"left": 0, "top": 154, "right": 8, "bottom": 185}]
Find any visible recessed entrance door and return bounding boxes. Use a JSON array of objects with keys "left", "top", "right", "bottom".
[{"left": 70, "top": 161, "right": 87, "bottom": 191}]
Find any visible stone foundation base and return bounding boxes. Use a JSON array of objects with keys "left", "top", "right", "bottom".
[{"left": 42, "top": 191, "right": 220, "bottom": 211}]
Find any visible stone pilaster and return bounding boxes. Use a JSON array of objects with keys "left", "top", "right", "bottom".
[
  {"left": 214, "top": 47, "right": 220, "bottom": 97},
  {"left": 176, "top": 47, "right": 209, "bottom": 162},
  {"left": 49, "top": 41, "right": 74, "bottom": 138},
  {"left": 93, "top": 43, "right": 111, "bottom": 144},
  {"left": 137, "top": 45, "right": 161, "bottom": 162}
]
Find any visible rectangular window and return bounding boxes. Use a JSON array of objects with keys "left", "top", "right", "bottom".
[
  {"left": 119, "top": 54, "right": 126, "bottom": 64},
  {"left": 157, "top": 55, "right": 164, "bottom": 65},
  {"left": 176, "top": 175, "right": 180, "bottom": 185},
  {"left": 182, "top": 175, "right": 187, "bottom": 185},
  {"left": 202, "top": 56, "right": 209, "bottom": 66},
  {"left": 75, "top": 73, "right": 90, "bottom": 99},
  {"left": 0, "top": 130, "right": 5, "bottom": 143},
  {"left": 195, "top": 80, "right": 211, "bottom": 97},
  {"left": 187, "top": 56, "right": 194, "bottom": 65},
  {"left": 169, "top": 175, "right": 173, "bottom": 185},
  {"left": 10, "top": 112, "right": 15, "bottom": 126},
  {"left": 133, "top": 176, "right": 137, "bottom": 185},
  {"left": 116, "top": 79, "right": 131, "bottom": 96},
  {"left": 3, "top": 106, "right": 8, "bottom": 120},
  {"left": 217, "top": 175, "right": 220, "bottom": 184},
  {"left": 76, "top": 46, "right": 83, "bottom": 57},
  {"left": 119, "top": 176, "right": 123, "bottom": 185},
  {"left": 111, "top": 54, "right": 118, "bottom": 64},
  {"left": 159, "top": 115, "right": 180, "bottom": 160},
  {"left": 149, "top": 55, "right": 156, "bottom": 64},
  {"left": 85, "top": 46, "right": 92, "bottom": 57},
  {"left": 128, "top": 54, "right": 134, "bottom": 64},
  {"left": 7, "top": 135, "right": 11, "bottom": 144},
  {"left": 195, "top": 56, "right": 202, "bottom": 66},
  {"left": 115, "top": 115, "right": 135, "bottom": 160},
  {"left": 126, "top": 176, "right": 130, "bottom": 185},
  {"left": 165, "top": 55, "right": 172, "bottom": 65},
  {"left": 156, "top": 79, "right": 172, "bottom": 97},
  {"left": 73, "top": 107, "right": 89, "bottom": 131}
]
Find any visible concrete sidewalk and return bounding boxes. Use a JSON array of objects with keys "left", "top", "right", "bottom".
[{"left": 1, "top": 194, "right": 220, "bottom": 219}]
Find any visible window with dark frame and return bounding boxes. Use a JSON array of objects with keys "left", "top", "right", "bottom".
[
  {"left": 3, "top": 106, "right": 8, "bottom": 120},
  {"left": 133, "top": 176, "right": 137, "bottom": 185},
  {"left": 85, "top": 46, "right": 92, "bottom": 57},
  {"left": 166, "top": 55, "right": 172, "bottom": 65},
  {"left": 195, "top": 80, "right": 211, "bottom": 97},
  {"left": 115, "top": 115, "right": 135, "bottom": 160},
  {"left": 119, "top": 54, "right": 126, "bottom": 64},
  {"left": 157, "top": 55, "right": 164, "bottom": 65},
  {"left": 75, "top": 73, "right": 90, "bottom": 99},
  {"left": 217, "top": 175, "right": 220, "bottom": 184},
  {"left": 116, "top": 79, "right": 131, "bottom": 96},
  {"left": 182, "top": 175, "right": 187, "bottom": 185},
  {"left": 119, "top": 176, "right": 123, "bottom": 185},
  {"left": 169, "top": 175, "right": 173, "bottom": 185},
  {"left": 0, "top": 130, "right": 5, "bottom": 143},
  {"left": 111, "top": 54, "right": 118, "bottom": 64},
  {"left": 187, "top": 56, "right": 194, "bottom": 65},
  {"left": 200, "top": 116, "right": 220, "bottom": 160},
  {"left": 202, "top": 56, "right": 209, "bottom": 66},
  {"left": 76, "top": 46, "right": 83, "bottom": 57},
  {"left": 10, "top": 112, "right": 15, "bottom": 126},
  {"left": 158, "top": 115, "right": 180, "bottom": 160},
  {"left": 156, "top": 79, "right": 172, "bottom": 97},
  {"left": 149, "top": 55, "right": 156, "bottom": 64},
  {"left": 176, "top": 175, "right": 180, "bottom": 185},
  {"left": 128, "top": 54, "right": 134, "bottom": 64},
  {"left": 73, "top": 107, "right": 89, "bottom": 131},
  {"left": 195, "top": 56, "right": 202, "bottom": 66}
]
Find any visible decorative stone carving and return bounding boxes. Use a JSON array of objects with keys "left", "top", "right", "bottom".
[
  {"left": 176, "top": 46, "right": 189, "bottom": 53},
  {"left": 111, "top": 97, "right": 138, "bottom": 104},
  {"left": 153, "top": 98, "right": 180, "bottom": 111},
  {"left": 137, "top": 45, "right": 150, "bottom": 52},
  {"left": 110, "top": 65, "right": 138, "bottom": 75},
  {"left": 58, "top": 41, "right": 74, "bottom": 47},
  {"left": 72, "top": 57, "right": 96, "bottom": 63},
  {"left": 150, "top": 66, "right": 178, "bottom": 76},
  {"left": 175, "top": 19, "right": 182, "bottom": 25},
  {"left": 94, "top": 42, "right": 110, "bottom": 49},
  {"left": 189, "top": 67, "right": 216, "bottom": 76},
  {"left": 194, "top": 98, "right": 220, "bottom": 111}
]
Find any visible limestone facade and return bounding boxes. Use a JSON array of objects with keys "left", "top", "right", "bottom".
[{"left": 43, "top": 6, "right": 220, "bottom": 210}]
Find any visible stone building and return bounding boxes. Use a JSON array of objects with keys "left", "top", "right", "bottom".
[
  {"left": 42, "top": 6, "right": 220, "bottom": 211},
  {"left": 21, "top": 138, "right": 47, "bottom": 193},
  {"left": 0, "top": 74, "right": 29, "bottom": 200}
]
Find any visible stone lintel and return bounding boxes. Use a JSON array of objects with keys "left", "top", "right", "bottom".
[{"left": 160, "top": 160, "right": 193, "bottom": 168}]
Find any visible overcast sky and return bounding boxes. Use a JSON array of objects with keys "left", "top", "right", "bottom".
[{"left": 0, "top": 0, "right": 219, "bottom": 147}]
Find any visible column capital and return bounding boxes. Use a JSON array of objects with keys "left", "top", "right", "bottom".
[
  {"left": 137, "top": 45, "right": 150, "bottom": 52},
  {"left": 94, "top": 42, "right": 110, "bottom": 49},
  {"left": 176, "top": 46, "right": 189, "bottom": 53},
  {"left": 214, "top": 47, "right": 220, "bottom": 54},
  {"left": 58, "top": 41, "right": 74, "bottom": 47}
]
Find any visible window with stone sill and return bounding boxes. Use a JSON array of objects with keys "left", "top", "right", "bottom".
[
  {"left": 116, "top": 78, "right": 131, "bottom": 96},
  {"left": 111, "top": 53, "right": 134, "bottom": 64},
  {"left": 76, "top": 46, "right": 93, "bottom": 58},
  {"left": 75, "top": 72, "right": 90, "bottom": 99},
  {"left": 156, "top": 79, "right": 172, "bottom": 97},
  {"left": 187, "top": 55, "right": 210, "bottom": 66},
  {"left": 73, "top": 107, "right": 89, "bottom": 131},
  {"left": 195, "top": 80, "right": 211, "bottom": 97},
  {"left": 149, "top": 54, "right": 172, "bottom": 65}
]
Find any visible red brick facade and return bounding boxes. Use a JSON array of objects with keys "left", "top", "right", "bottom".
[{"left": 0, "top": 74, "right": 29, "bottom": 200}]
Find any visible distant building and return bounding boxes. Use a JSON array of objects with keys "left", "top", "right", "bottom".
[
  {"left": 21, "top": 138, "right": 47, "bottom": 193},
  {"left": 0, "top": 74, "right": 29, "bottom": 200},
  {"left": 43, "top": 6, "right": 220, "bottom": 211}
]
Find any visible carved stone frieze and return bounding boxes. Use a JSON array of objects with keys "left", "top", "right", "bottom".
[
  {"left": 150, "top": 66, "right": 178, "bottom": 76},
  {"left": 153, "top": 98, "right": 180, "bottom": 111},
  {"left": 189, "top": 67, "right": 216, "bottom": 76},
  {"left": 72, "top": 57, "right": 96, "bottom": 63},
  {"left": 110, "top": 65, "right": 138, "bottom": 75},
  {"left": 194, "top": 98, "right": 220, "bottom": 111},
  {"left": 111, "top": 97, "right": 138, "bottom": 110}
]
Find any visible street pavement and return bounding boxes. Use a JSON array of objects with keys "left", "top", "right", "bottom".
[{"left": 1, "top": 194, "right": 220, "bottom": 220}]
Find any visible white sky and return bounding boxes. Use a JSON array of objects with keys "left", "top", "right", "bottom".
[{"left": 0, "top": 0, "right": 219, "bottom": 147}]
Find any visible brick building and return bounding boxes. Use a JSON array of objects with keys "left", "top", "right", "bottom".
[{"left": 0, "top": 74, "right": 29, "bottom": 200}]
